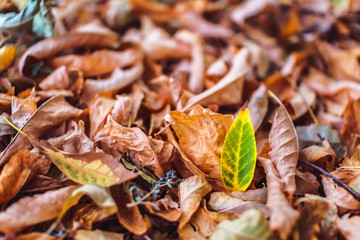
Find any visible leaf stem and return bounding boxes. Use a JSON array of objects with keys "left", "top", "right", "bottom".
[{"left": 299, "top": 160, "right": 360, "bottom": 202}]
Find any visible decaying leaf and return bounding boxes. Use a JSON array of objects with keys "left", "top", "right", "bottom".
[
  {"left": 73, "top": 230, "right": 124, "bottom": 240},
  {"left": 167, "top": 105, "right": 233, "bottom": 189},
  {"left": 221, "top": 105, "right": 257, "bottom": 191},
  {"left": 258, "top": 157, "right": 299, "bottom": 239},
  {"left": 209, "top": 192, "right": 269, "bottom": 217},
  {"left": 210, "top": 209, "right": 271, "bottom": 240},
  {"left": 178, "top": 175, "right": 212, "bottom": 230},
  {"left": 19, "top": 32, "right": 119, "bottom": 75},
  {"left": 111, "top": 184, "right": 152, "bottom": 235},
  {"left": 266, "top": 92, "right": 299, "bottom": 196},
  {"left": 246, "top": 84, "right": 268, "bottom": 132},
  {"left": 0, "top": 186, "right": 77, "bottom": 233},
  {"left": 94, "top": 116, "right": 164, "bottom": 178},
  {"left": 337, "top": 216, "right": 360, "bottom": 240},
  {"left": 0, "top": 96, "right": 83, "bottom": 166},
  {"left": 0, "top": 150, "right": 48, "bottom": 204}
]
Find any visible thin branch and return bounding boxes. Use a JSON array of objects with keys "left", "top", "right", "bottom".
[{"left": 299, "top": 160, "right": 360, "bottom": 202}]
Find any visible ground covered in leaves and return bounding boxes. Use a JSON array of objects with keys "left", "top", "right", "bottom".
[{"left": 0, "top": 0, "right": 360, "bottom": 239}]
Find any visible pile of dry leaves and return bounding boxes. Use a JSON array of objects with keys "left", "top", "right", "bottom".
[{"left": 0, "top": 0, "right": 360, "bottom": 239}]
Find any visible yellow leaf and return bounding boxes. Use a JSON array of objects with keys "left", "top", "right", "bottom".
[
  {"left": 220, "top": 105, "right": 257, "bottom": 191},
  {"left": 0, "top": 45, "right": 16, "bottom": 72},
  {"left": 31, "top": 139, "right": 137, "bottom": 187}
]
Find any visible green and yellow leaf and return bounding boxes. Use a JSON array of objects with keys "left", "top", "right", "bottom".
[
  {"left": 32, "top": 139, "right": 137, "bottom": 187},
  {"left": 220, "top": 105, "right": 257, "bottom": 191}
]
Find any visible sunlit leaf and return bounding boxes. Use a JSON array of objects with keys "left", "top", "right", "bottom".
[
  {"left": 220, "top": 105, "right": 257, "bottom": 191},
  {"left": 0, "top": 45, "right": 16, "bottom": 72},
  {"left": 210, "top": 209, "right": 270, "bottom": 240}
]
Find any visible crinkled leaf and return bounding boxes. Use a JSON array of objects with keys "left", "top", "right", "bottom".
[
  {"left": 50, "top": 184, "right": 117, "bottom": 232},
  {"left": 258, "top": 157, "right": 299, "bottom": 239},
  {"left": 178, "top": 175, "right": 212, "bottom": 230},
  {"left": 74, "top": 230, "right": 124, "bottom": 240},
  {"left": 210, "top": 209, "right": 270, "bottom": 240},
  {"left": 221, "top": 105, "right": 256, "bottom": 191},
  {"left": 266, "top": 92, "right": 299, "bottom": 196}
]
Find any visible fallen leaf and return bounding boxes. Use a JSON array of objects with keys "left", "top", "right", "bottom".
[
  {"left": 266, "top": 92, "right": 299, "bottom": 196},
  {"left": 166, "top": 105, "right": 233, "bottom": 189},
  {"left": 182, "top": 48, "right": 250, "bottom": 111},
  {"left": 0, "top": 150, "right": 47, "bottom": 204},
  {"left": 11, "top": 88, "right": 37, "bottom": 128},
  {"left": 258, "top": 157, "right": 299, "bottom": 239},
  {"left": 178, "top": 11, "right": 233, "bottom": 39},
  {"left": 74, "top": 230, "right": 124, "bottom": 240},
  {"left": 341, "top": 98, "right": 360, "bottom": 155},
  {"left": 178, "top": 175, "right": 212, "bottom": 230},
  {"left": 245, "top": 84, "right": 268, "bottom": 132},
  {"left": 337, "top": 216, "right": 360, "bottom": 240},
  {"left": 209, "top": 192, "right": 270, "bottom": 217},
  {"left": 294, "top": 171, "right": 320, "bottom": 195},
  {"left": 14, "top": 233, "right": 58, "bottom": 240},
  {"left": 110, "top": 183, "right": 152, "bottom": 235},
  {"left": 0, "top": 96, "right": 83, "bottom": 166},
  {"left": 0, "top": 185, "right": 77, "bottom": 233},
  {"left": 296, "top": 124, "right": 346, "bottom": 159},
  {"left": 49, "top": 49, "right": 143, "bottom": 77},
  {"left": 33, "top": 139, "right": 137, "bottom": 187},
  {"left": 293, "top": 194, "right": 338, "bottom": 240},
  {"left": 80, "top": 63, "right": 144, "bottom": 104},
  {"left": 221, "top": 105, "right": 257, "bottom": 191},
  {"left": 88, "top": 94, "right": 115, "bottom": 139},
  {"left": 210, "top": 209, "right": 271, "bottom": 240},
  {"left": 230, "top": 188, "right": 268, "bottom": 203},
  {"left": 0, "top": 45, "right": 16, "bottom": 72},
  {"left": 94, "top": 116, "right": 164, "bottom": 178},
  {"left": 19, "top": 32, "right": 120, "bottom": 75},
  {"left": 39, "top": 66, "right": 70, "bottom": 90},
  {"left": 54, "top": 184, "right": 117, "bottom": 230},
  {"left": 48, "top": 120, "right": 96, "bottom": 154},
  {"left": 145, "top": 197, "right": 181, "bottom": 222}
]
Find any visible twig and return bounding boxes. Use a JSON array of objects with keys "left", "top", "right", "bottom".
[
  {"left": 299, "top": 160, "right": 360, "bottom": 202},
  {"left": 127, "top": 183, "right": 167, "bottom": 207}
]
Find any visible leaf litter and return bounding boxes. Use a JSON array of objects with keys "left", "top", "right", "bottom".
[{"left": 0, "top": 0, "right": 360, "bottom": 239}]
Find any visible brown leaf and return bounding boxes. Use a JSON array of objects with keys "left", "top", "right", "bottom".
[
  {"left": 300, "top": 143, "right": 336, "bottom": 172},
  {"left": 14, "top": 233, "right": 59, "bottom": 240},
  {"left": 182, "top": 48, "right": 250, "bottom": 111},
  {"left": 11, "top": 88, "right": 37, "bottom": 128},
  {"left": 74, "top": 230, "right": 124, "bottom": 240},
  {"left": 319, "top": 42, "right": 360, "bottom": 82},
  {"left": 337, "top": 216, "right": 360, "bottom": 240},
  {"left": 111, "top": 84, "right": 144, "bottom": 127},
  {"left": 145, "top": 196, "right": 181, "bottom": 222},
  {"left": 166, "top": 105, "right": 233, "bottom": 189},
  {"left": 0, "top": 186, "right": 77, "bottom": 233},
  {"left": 80, "top": 63, "right": 144, "bottom": 104},
  {"left": 111, "top": 184, "right": 151, "bottom": 235},
  {"left": 245, "top": 84, "right": 268, "bottom": 132},
  {"left": 39, "top": 66, "right": 70, "bottom": 90},
  {"left": 342, "top": 98, "right": 360, "bottom": 155},
  {"left": 295, "top": 171, "right": 320, "bottom": 195},
  {"left": 175, "top": 30, "right": 205, "bottom": 94},
  {"left": 258, "top": 157, "right": 299, "bottom": 240},
  {"left": 48, "top": 120, "right": 96, "bottom": 154},
  {"left": 19, "top": 33, "right": 119, "bottom": 75},
  {"left": 94, "top": 116, "right": 164, "bottom": 178},
  {"left": 0, "top": 96, "right": 83, "bottom": 166},
  {"left": 267, "top": 94, "right": 299, "bottom": 196},
  {"left": 322, "top": 170, "right": 360, "bottom": 210},
  {"left": 293, "top": 194, "right": 338, "bottom": 240},
  {"left": 208, "top": 192, "right": 270, "bottom": 217},
  {"left": 178, "top": 11, "right": 233, "bottom": 39},
  {"left": 0, "top": 150, "right": 48, "bottom": 204},
  {"left": 88, "top": 95, "right": 115, "bottom": 139},
  {"left": 178, "top": 175, "right": 212, "bottom": 230},
  {"left": 50, "top": 49, "right": 142, "bottom": 77},
  {"left": 230, "top": 188, "right": 268, "bottom": 203}
]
